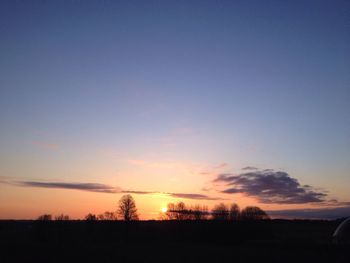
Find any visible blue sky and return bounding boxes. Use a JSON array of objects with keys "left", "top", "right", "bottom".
[{"left": 0, "top": 0, "right": 349, "bottom": 219}]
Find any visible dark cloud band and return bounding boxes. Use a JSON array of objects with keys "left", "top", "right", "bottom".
[
  {"left": 5, "top": 180, "right": 218, "bottom": 201},
  {"left": 169, "top": 193, "right": 224, "bottom": 200},
  {"left": 267, "top": 206, "right": 350, "bottom": 220},
  {"left": 17, "top": 181, "right": 121, "bottom": 193}
]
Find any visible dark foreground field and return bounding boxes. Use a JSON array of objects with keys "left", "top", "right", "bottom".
[{"left": 0, "top": 220, "right": 349, "bottom": 263}]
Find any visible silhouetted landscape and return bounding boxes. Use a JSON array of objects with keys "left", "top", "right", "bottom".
[
  {"left": 1, "top": 195, "right": 349, "bottom": 262},
  {"left": 1, "top": 219, "right": 349, "bottom": 263}
]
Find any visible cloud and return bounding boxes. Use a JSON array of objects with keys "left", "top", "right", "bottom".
[
  {"left": 3, "top": 180, "right": 220, "bottom": 200},
  {"left": 17, "top": 181, "right": 122, "bottom": 193},
  {"left": 267, "top": 206, "right": 350, "bottom": 220},
  {"left": 121, "top": 190, "right": 221, "bottom": 200},
  {"left": 201, "top": 187, "right": 212, "bottom": 192},
  {"left": 317, "top": 200, "right": 350, "bottom": 207},
  {"left": 214, "top": 170, "right": 327, "bottom": 204},
  {"left": 168, "top": 193, "right": 224, "bottom": 200},
  {"left": 32, "top": 141, "right": 59, "bottom": 149},
  {"left": 0, "top": 176, "right": 9, "bottom": 183},
  {"left": 241, "top": 166, "right": 258, "bottom": 170},
  {"left": 122, "top": 190, "right": 155, "bottom": 195}
]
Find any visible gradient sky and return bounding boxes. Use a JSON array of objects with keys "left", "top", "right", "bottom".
[{"left": 1, "top": 0, "right": 349, "bottom": 220}]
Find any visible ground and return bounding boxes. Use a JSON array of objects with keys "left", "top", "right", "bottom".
[{"left": 0, "top": 220, "right": 348, "bottom": 263}]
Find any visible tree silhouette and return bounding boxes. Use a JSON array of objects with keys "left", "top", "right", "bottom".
[
  {"left": 165, "top": 203, "right": 177, "bottom": 220},
  {"left": 98, "top": 211, "right": 117, "bottom": 220},
  {"left": 37, "top": 214, "right": 52, "bottom": 221},
  {"left": 240, "top": 206, "right": 270, "bottom": 220},
  {"left": 117, "top": 195, "right": 139, "bottom": 221},
  {"left": 174, "top": 202, "right": 188, "bottom": 220},
  {"left": 85, "top": 213, "right": 97, "bottom": 221},
  {"left": 55, "top": 214, "right": 69, "bottom": 220},
  {"left": 229, "top": 203, "right": 240, "bottom": 221},
  {"left": 190, "top": 205, "right": 209, "bottom": 220},
  {"left": 211, "top": 203, "right": 229, "bottom": 220},
  {"left": 165, "top": 202, "right": 203, "bottom": 220}
]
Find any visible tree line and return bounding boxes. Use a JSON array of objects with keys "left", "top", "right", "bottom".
[
  {"left": 163, "top": 202, "right": 269, "bottom": 221},
  {"left": 37, "top": 194, "right": 269, "bottom": 221}
]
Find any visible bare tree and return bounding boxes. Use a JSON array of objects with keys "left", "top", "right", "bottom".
[
  {"left": 165, "top": 202, "right": 209, "bottom": 220},
  {"left": 175, "top": 202, "right": 188, "bottom": 220},
  {"left": 211, "top": 203, "right": 229, "bottom": 220},
  {"left": 190, "top": 205, "right": 209, "bottom": 220},
  {"left": 98, "top": 211, "right": 117, "bottom": 221},
  {"left": 165, "top": 202, "right": 191, "bottom": 220},
  {"left": 55, "top": 214, "right": 70, "bottom": 221},
  {"left": 229, "top": 203, "right": 240, "bottom": 221},
  {"left": 85, "top": 213, "right": 97, "bottom": 221},
  {"left": 117, "top": 195, "right": 139, "bottom": 221},
  {"left": 240, "top": 206, "right": 270, "bottom": 220},
  {"left": 37, "top": 214, "right": 52, "bottom": 221},
  {"left": 165, "top": 203, "right": 177, "bottom": 220}
]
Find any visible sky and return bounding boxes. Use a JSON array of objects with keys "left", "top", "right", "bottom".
[{"left": 0, "top": 0, "right": 349, "bottom": 220}]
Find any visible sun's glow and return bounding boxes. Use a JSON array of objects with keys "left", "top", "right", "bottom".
[{"left": 161, "top": 207, "right": 167, "bottom": 213}]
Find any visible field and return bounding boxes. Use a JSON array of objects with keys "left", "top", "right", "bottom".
[{"left": 0, "top": 220, "right": 348, "bottom": 263}]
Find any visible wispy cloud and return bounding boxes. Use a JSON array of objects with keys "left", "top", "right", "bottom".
[
  {"left": 17, "top": 181, "right": 121, "bottom": 193},
  {"left": 122, "top": 190, "right": 155, "bottom": 195},
  {"left": 316, "top": 199, "right": 350, "bottom": 207},
  {"left": 3, "top": 179, "right": 219, "bottom": 200},
  {"left": 267, "top": 206, "right": 350, "bottom": 220},
  {"left": 168, "top": 193, "right": 224, "bottom": 200},
  {"left": 0, "top": 176, "right": 10, "bottom": 184},
  {"left": 214, "top": 169, "right": 327, "bottom": 204},
  {"left": 241, "top": 166, "right": 258, "bottom": 170},
  {"left": 32, "top": 141, "right": 59, "bottom": 150}
]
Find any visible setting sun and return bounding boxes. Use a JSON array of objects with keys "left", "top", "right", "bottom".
[{"left": 161, "top": 207, "right": 168, "bottom": 213}]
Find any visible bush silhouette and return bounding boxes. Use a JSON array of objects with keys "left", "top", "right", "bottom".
[
  {"left": 240, "top": 206, "right": 270, "bottom": 220},
  {"left": 85, "top": 213, "right": 97, "bottom": 221},
  {"left": 98, "top": 211, "right": 117, "bottom": 220},
  {"left": 55, "top": 214, "right": 70, "bottom": 221},
  {"left": 229, "top": 203, "right": 240, "bottom": 220},
  {"left": 37, "top": 214, "right": 52, "bottom": 221},
  {"left": 211, "top": 203, "right": 229, "bottom": 220}
]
